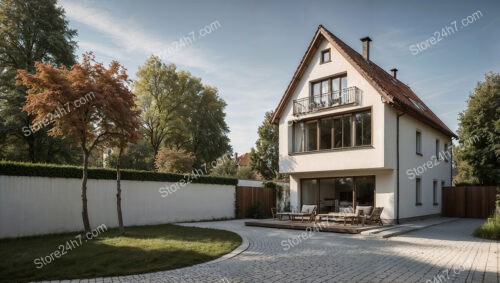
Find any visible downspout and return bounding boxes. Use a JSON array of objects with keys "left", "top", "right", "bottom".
[
  {"left": 396, "top": 112, "right": 405, "bottom": 225},
  {"left": 450, "top": 137, "right": 454, "bottom": 186}
]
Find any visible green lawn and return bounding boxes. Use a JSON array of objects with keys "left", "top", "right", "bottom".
[
  {"left": 474, "top": 214, "right": 500, "bottom": 240},
  {"left": 0, "top": 224, "right": 242, "bottom": 282}
]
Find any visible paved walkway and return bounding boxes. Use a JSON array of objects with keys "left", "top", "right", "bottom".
[{"left": 48, "top": 219, "right": 498, "bottom": 283}]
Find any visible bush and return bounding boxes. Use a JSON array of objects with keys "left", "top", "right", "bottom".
[
  {"left": 474, "top": 214, "right": 500, "bottom": 240},
  {"left": 249, "top": 202, "right": 263, "bottom": 219},
  {"left": 0, "top": 161, "right": 238, "bottom": 186},
  {"left": 155, "top": 148, "right": 195, "bottom": 173}
]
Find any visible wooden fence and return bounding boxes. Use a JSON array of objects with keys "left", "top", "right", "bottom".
[
  {"left": 235, "top": 186, "right": 276, "bottom": 218},
  {"left": 442, "top": 186, "right": 497, "bottom": 218}
]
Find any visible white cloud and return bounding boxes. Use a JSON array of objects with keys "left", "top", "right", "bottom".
[{"left": 60, "top": 0, "right": 217, "bottom": 73}]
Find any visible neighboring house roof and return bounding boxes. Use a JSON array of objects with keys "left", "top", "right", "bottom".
[
  {"left": 236, "top": 153, "right": 250, "bottom": 167},
  {"left": 271, "top": 25, "right": 457, "bottom": 138}
]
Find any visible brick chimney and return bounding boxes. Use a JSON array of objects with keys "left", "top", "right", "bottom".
[{"left": 360, "top": 36, "right": 372, "bottom": 61}]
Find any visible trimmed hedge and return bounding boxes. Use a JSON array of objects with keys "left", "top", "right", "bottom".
[{"left": 0, "top": 161, "right": 238, "bottom": 186}]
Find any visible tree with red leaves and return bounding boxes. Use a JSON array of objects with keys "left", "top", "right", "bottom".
[{"left": 17, "top": 53, "right": 140, "bottom": 232}]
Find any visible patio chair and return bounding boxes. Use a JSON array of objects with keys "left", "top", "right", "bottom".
[
  {"left": 365, "top": 207, "right": 384, "bottom": 226},
  {"left": 290, "top": 205, "right": 317, "bottom": 222},
  {"left": 271, "top": 207, "right": 277, "bottom": 219},
  {"left": 318, "top": 206, "right": 354, "bottom": 225},
  {"left": 275, "top": 208, "right": 291, "bottom": 221}
]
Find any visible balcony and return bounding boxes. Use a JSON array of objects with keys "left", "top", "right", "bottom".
[{"left": 293, "top": 86, "right": 361, "bottom": 116}]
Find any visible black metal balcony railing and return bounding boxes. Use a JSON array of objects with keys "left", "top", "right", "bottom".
[{"left": 293, "top": 86, "right": 361, "bottom": 115}]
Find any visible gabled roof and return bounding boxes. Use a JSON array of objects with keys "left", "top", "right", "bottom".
[
  {"left": 271, "top": 25, "right": 457, "bottom": 138},
  {"left": 236, "top": 153, "right": 250, "bottom": 167}
]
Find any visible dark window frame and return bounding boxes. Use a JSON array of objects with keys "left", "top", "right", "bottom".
[
  {"left": 320, "top": 48, "right": 331, "bottom": 64},
  {"left": 309, "top": 73, "right": 347, "bottom": 104},
  {"left": 433, "top": 180, "right": 438, "bottom": 206},
  {"left": 300, "top": 175, "right": 376, "bottom": 211},
  {"left": 416, "top": 177, "right": 422, "bottom": 206},
  {"left": 292, "top": 109, "right": 372, "bottom": 154},
  {"left": 416, "top": 130, "right": 422, "bottom": 156},
  {"left": 435, "top": 139, "right": 440, "bottom": 160}
]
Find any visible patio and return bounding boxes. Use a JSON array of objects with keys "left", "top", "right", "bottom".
[{"left": 244, "top": 218, "right": 384, "bottom": 234}]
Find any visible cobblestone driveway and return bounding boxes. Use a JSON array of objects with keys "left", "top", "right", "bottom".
[{"left": 69, "top": 219, "right": 498, "bottom": 283}]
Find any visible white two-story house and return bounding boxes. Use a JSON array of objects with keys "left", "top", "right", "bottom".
[{"left": 271, "top": 25, "right": 456, "bottom": 223}]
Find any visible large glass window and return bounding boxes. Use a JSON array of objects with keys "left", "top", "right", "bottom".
[
  {"left": 320, "top": 118, "right": 333, "bottom": 150},
  {"left": 301, "top": 176, "right": 374, "bottom": 212},
  {"left": 333, "top": 117, "right": 342, "bottom": 149},
  {"left": 301, "top": 179, "right": 318, "bottom": 207},
  {"left": 304, "top": 121, "right": 317, "bottom": 151},
  {"left": 292, "top": 110, "right": 371, "bottom": 153},
  {"left": 342, "top": 115, "right": 352, "bottom": 147},
  {"left": 355, "top": 176, "right": 375, "bottom": 206},
  {"left": 355, "top": 111, "right": 371, "bottom": 146},
  {"left": 293, "top": 122, "right": 303, "bottom": 153},
  {"left": 319, "top": 178, "right": 335, "bottom": 213}
]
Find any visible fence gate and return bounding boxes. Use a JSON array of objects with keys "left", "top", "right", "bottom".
[
  {"left": 235, "top": 186, "right": 276, "bottom": 218},
  {"left": 442, "top": 186, "right": 496, "bottom": 218}
]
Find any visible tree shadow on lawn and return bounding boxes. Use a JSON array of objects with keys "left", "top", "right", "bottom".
[{"left": 0, "top": 224, "right": 241, "bottom": 283}]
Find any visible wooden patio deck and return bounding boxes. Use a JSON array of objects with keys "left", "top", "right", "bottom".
[{"left": 244, "top": 219, "right": 383, "bottom": 234}]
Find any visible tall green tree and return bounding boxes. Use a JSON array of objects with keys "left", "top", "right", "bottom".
[
  {"left": 189, "top": 86, "right": 231, "bottom": 167},
  {"left": 134, "top": 56, "right": 231, "bottom": 170},
  {"left": 134, "top": 56, "right": 200, "bottom": 159},
  {"left": 250, "top": 111, "right": 279, "bottom": 180},
  {"left": 0, "top": 0, "right": 78, "bottom": 162},
  {"left": 455, "top": 72, "right": 500, "bottom": 185}
]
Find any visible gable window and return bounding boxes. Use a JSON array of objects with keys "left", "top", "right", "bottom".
[
  {"left": 321, "top": 49, "right": 331, "bottom": 64},
  {"left": 292, "top": 110, "right": 371, "bottom": 153},
  {"left": 309, "top": 75, "right": 348, "bottom": 108},
  {"left": 416, "top": 131, "right": 422, "bottom": 155},
  {"left": 416, "top": 178, "right": 422, "bottom": 206},
  {"left": 433, "top": 180, "right": 438, "bottom": 205}
]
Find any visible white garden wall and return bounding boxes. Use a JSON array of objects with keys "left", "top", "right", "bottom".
[{"left": 0, "top": 175, "right": 235, "bottom": 238}]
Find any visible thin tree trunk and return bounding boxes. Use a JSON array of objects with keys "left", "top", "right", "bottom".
[
  {"left": 27, "top": 134, "right": 36, "bottom": 162},
  {"left": 81, "top": 150, "right": 91, "bottom": 232},
  {"left": 116, "top": 147, "right": 124, "bottom": 234}
]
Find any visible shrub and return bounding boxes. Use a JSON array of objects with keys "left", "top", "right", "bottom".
[
  {"left": 155, "top": 148, "right": 195, "bottom": 174},
  {"left": 249, "top": 202, "right": 263, "bottom": 219},
  {"left": 0, "top": 161, "right": 237, "bottom": 186},
  {"left": 474, "top": 214, "right": 500, "bottom": 240}
]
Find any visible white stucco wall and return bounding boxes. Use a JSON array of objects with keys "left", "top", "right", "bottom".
[
  {"left": 0, "top": 176, "right": 235, "bottom": 238},
  {"left": 278, "top": 39, "right": 389, "bottom": 174},
  {"left": 397, "top": 113, "right": 452, "bottom": 219}
]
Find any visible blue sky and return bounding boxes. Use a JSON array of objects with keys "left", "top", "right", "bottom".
[{"left": 59, "top": 0, "right": 500, "bottom": 154}]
